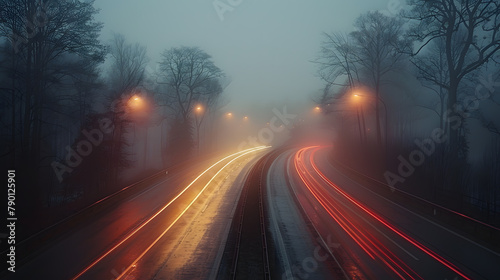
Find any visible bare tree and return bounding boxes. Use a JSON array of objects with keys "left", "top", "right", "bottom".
[
  {"left": 107, "top": 33, "right": 148, "bottom": 96},
  {"left": 315, "top": 32, "right": 360, "bottom": 89},
  {"left": 412, "top": 37, "right": 450, "bottom": 131},
  {"left": 316, "top": 12, "right": 410, "bottom": 149},
  {"left": 103, "top": 34, "right": 150, "bottom": 185},
  {"left": 158, "top": 46, "right": 224, "bottom": 121},
  {"left": 350, "top": 11, "right": 411, "bottom": 148},
  {"left": 405, "top": 0, "right": 500, "bottom": 156},
  {"left": 193, "top": 78, "right": 223, "bottom": 153},
  {"left": 157, "top": 46, "right": 224, "bottom": 162}
]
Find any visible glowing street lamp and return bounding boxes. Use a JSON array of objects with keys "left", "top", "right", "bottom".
[
  {"left": 352, "top": 93, "right": 363, "bottom": 104},
  {"left": 128, "top": 94, "right": 144, "bottom": 110},
  {"left": 195, "top": 104, "right": 204, "bottom": 114},
  {"left": 193, "top": 104, "right": 205, "bottom": 155},
  {"left": 350, "top": 92, "right": 368, "bottom": 143}
]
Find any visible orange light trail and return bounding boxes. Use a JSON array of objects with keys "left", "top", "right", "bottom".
[
  {"left": 115, "top": 145, "right": 269, "bottom": 279},
  {"left": 72, "top": 146, "right": 269, "bottom": 280},
  {"left": 294, "top": 146, "right": 472, "bottom": 280}
]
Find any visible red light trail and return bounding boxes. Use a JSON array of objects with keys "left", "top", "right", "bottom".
[{"left": 293, "top": 146, "right": 471, "bottom": 280}]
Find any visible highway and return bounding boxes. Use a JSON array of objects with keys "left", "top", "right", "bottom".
[
  {"left": 3, "top": 145, "right": 499, "bottom": 279},
  {"left": 284, "top": 146, "right": 500, "bottom": 279}
]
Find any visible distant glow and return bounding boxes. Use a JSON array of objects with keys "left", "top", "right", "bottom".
[
  {"left": 195, "top": 105, "right": 203, "bottom": 115},
  {"left": 351, "top": 93, "right": 364, "bottom": 106},
  {"left": 243, "top": 116, "right": 248, "bottom": 120},
  {"left": 128, "top": 95, "right": 144, "bottom": 110}
]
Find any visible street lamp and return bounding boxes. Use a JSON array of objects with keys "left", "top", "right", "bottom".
[
  {"left": 125, "top": 93, "right": 151, "bottom": 166},
  {"left": 127, "top": 94, "right": 144, "bottom": 110},
  {"left": 194, "top": 104, "right": 205, "bottom": 155},
  {"left": 351, "top": 91, "right": 387, "bottom": 147},
  {"left": 351, "top": 93, "right": 365, "bottom": 143}
]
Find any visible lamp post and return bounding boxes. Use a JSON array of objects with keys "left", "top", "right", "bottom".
[
  {"left": 194, "top": 104, "right": 205, "bottom": 155},
  {"left": 352, "top": 94, "right": 368, "bottom": 143},
  {"left": 352, "top": 94, "right": 364, "bottom": 143},
  {"left": 127, "top": 93, "right": 154, "bottom": 167},
  {"left": 352, "top": 92, "right": 388, "bottom": 149}
]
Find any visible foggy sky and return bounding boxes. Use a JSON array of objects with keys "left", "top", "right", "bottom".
[{"left": 94, "top": 0, "right": 397, "bottom": 112}]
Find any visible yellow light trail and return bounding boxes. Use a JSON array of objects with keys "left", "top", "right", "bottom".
[
  {"left": 115, "top": 145, "right": 270, "bottom": 279},
  {"left": 72, "top": 146, "right": 269, "bottom": 280}
]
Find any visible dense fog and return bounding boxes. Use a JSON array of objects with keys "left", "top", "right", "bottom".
[{"left": 1, "top": 0, "right": 499, "bottom": 238}]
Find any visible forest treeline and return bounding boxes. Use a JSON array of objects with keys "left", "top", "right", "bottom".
[
  {"left": 313, "top": 1, "right": 500, "bottom": 223},
  {"left": 0, "top": 0, "right": 226, "bottom": 234},
  {"left": 1, "top": 0, "right": 499, "bottom": 236}
]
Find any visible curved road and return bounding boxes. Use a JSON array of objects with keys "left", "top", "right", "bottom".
[{"left": 274, "top": 145, "right": 500, "bottom": 279}]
